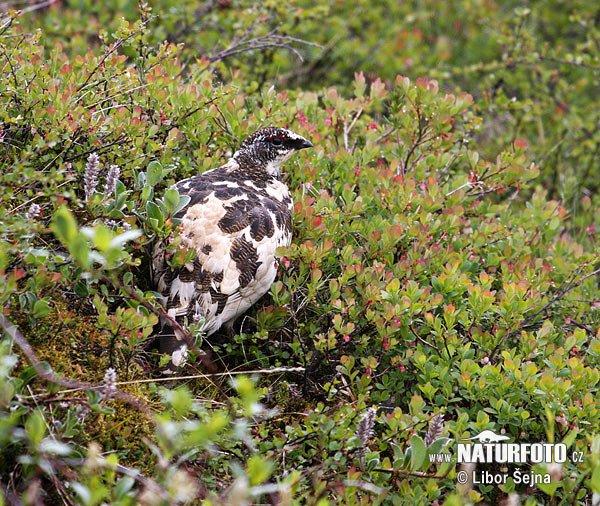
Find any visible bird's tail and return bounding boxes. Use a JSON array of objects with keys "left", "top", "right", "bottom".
[{"left": 159, "top": 325, "right": 188, "bottom": 375}]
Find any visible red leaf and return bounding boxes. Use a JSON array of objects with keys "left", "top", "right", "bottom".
[{"left": 514, "top": 138, "right": 528, "bottom": 150}]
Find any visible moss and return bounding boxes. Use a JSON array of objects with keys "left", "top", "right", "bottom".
[{"left": 14, "top": 296, "right": 160, "bottom": 473}]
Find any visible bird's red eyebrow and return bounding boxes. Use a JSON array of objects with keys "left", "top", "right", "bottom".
[{"left": 266, "top": 134, "right": 287, "bottom": 140}]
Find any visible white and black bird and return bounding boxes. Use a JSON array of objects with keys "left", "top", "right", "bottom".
[{"left": 152, "top": 127, "right": 313, "bottom": 371}]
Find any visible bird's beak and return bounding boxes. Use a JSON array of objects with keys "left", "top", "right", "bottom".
[{"left": 295, "top": 137, "right": 313, "bottom": 150}]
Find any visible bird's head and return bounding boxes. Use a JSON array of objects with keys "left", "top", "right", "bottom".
[{"left": 233, "top": 127, "right": 313, "bottom": 176}]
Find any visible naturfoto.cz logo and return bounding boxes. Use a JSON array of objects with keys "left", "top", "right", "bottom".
[
  {"left": 428, "top": 430, "right": 584, "bottom": 466},
  {"left": 456, "top": 430, "right": 570, "bottom": 464}
]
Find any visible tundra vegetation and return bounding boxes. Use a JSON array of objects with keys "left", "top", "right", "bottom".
[{"left": 1, "top": 1, "right": 600, "bottom": 504}]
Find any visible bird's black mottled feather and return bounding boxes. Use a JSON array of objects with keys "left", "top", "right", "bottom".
[{"left": 153, "top": 127, "right": 312, "bottom": 371}]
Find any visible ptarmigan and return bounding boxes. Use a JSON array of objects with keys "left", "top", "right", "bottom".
[{"left": 152, "top": 127, "right": 313, "bottom": 371}]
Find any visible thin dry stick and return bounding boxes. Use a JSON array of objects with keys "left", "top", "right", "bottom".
[
  {"left": 342, "top": 107, "right": 364, "bottom": 151},
  {"left": 55, "top": 457, "right": 171, "bottom": 503},
  {"left": 209, "top": 30, "right": 321, "bottom": 63},
  {"left": 99, "top": 274, "right": 218, "bottom": 373},
  {"left": 98, "top": 274, "right": 237, "bottom": 406},
  {"left": 76, "top": 16, "right": 155, "bottom": 93},
  {"left": 489, "top": 266, "right": 600, "bottom": 360},
  {"left": 34, "top": 367, "right": 307, "bottom": 396},
  {"left": 0, "top": 313, "right": 155, "bottom": 420}
]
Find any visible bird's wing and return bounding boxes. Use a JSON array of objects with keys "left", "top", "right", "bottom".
[{"left": 153, "top": 174, "right": 291, "bottom": 336}]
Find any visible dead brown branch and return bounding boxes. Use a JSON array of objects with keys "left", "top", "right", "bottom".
[
  {"left": 209, "top": 29, "right": 321, "bottom": 64},
  {"left": 0, "top": 312, "right": 155, "bottom": 420}
]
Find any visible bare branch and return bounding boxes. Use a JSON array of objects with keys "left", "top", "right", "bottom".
[
  {"left": 0, "top": 313, "right": 156, "bottom": 419},
  {"left": 209, "top": 31, "right": 321, "bottom": 64}
]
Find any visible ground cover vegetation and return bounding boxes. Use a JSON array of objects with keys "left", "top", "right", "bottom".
[{"left": 1, "top": 0, "right": 600, "bottom": 504}]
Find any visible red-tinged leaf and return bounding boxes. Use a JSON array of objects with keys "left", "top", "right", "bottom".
[
  {"left": 313, "top": 216, "right": 323, "bottom": 228},
  {"left": 390, "top": 225, "right": 403, "bottom": 238},
  {"left": 458, "top": 92, "right": 474, "bottom": 105},
  {"left": 514, "top": 137, "right": 529, "bottom": 150}
]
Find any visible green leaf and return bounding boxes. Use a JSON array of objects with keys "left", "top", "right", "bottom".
[
  {"left": 25, "top": 410, "right": 46, "bottom": 446},
  {"left": 589, "top": 465, "right": 600, "bottom": 493},
  {"left": 165, "top": 386, "right": 193, "bottom": 417},
  {"left": 39, "top": 438, "right": 73, "bottom": 456},
  {"left": 32, "top": 299, "right": 51, "bottom": 318},
  {"left": 71, "top": 482, "right": 92, "bottom": 506},
  {"left": 427, "top": 437, "right": 451, "bottom": 455},
  {"left": 74, "top": 280, "right": 89, "bottom": 297},
  {"left": 114, "top": 476, "right": 135, "bottom": 500},
  {"left": 109, "top": 229, "right": 142, "bottom": 249},
  {"left": 182, "top": 411, "right": 229, "bottom": 448},
  {"left": 410, "top": 435, "right": 427, "bottom": 471},
  {"left": 52, "top": 207, "right": 78, "bottom": 244},
  {"left": 174, "top": 194, "right": 191, "bottom": 215},
  {"left": 70, "top": 235, "right": 89, "bottom": 268},
  {"left": 163, "top": 188, "right": 180, "bottom": 214},
  {"left": 247, "top": 454, "right": 274, "bottom": 486},
  {"left": 561, "top": 429, "right": 578, "bottom": 449},
  {"left": 93, "top": 224, "right": 112, "bottom": 251},
  {"left": 146, "top": 160, "right": 163, "bottom": 186},
  {"left": 146, "top": 201, "right": 164, "bottom": 228}
]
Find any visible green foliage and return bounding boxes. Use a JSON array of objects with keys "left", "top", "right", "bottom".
[{"left": 1, "top": 1, "right": 600, "bottom": 505}]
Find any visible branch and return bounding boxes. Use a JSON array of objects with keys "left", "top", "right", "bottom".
[
  {"left": 342, "top": 107, "right": 364, "bottom": 151},
  {"left": 0, "top": 313, "right": 155, "bottom": 420},
  {"left": 524, "top": 267, "right": 600, "bottom": 324},
  {"left": 209, "top": 30, "right": 321, "bottom": 64},
  {"left": 98, "top": 275, "right": 234, "bottom": 406},
  {"left": 0, "top": 478, "right": 22, "bottom": 506},
  {"left": 76, "top": 16, "right": 156, "bottom": 93},
  {"left": 489, "top": 266, "right": 600, "bottom": 360}
]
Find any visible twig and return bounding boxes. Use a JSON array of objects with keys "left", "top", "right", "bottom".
[
  {"left": 409, "top": 324, "right": 440, "bottom": 354},
  {"left": 56, "top": 458, "right": 172, "bottom": 502},
  {"left": 99, "top": 275, "right": 217, "bottom": 371},
  {"left": 0, "top": 478, "right": 22, "bottom": 506},
  {"left": 490, "top": 266, "right": 600, "bottom": 360},
  {"left": 374, "top": 127, "right": 395, "bottom": 143},
  {"left": 0, "top": 313, "right": 155, "bottom": 419},
  {"left": 525, "top": 267, "right": 600, "bottom": 324},
  {"left": 97, "top": 274, "right": 236, "bottom": 407},
  {"left": 24, "top": 367, "right": 307, "bottom": 397},
  {"left": 209, "top": 30, "right": 320, "bottom": 64},
  {"left": 174, "top": 90, "right": 233, "bottom": 125},
  {"left": 445, "top": 181, "right": 483, "bottom": 197},
  {"left": 371, "top": 467, "right": 451, "bottom": 479},
  {"left": 2, "top": 0, "right": 59, "bottom": 14},
  {"left": 342, "top": 107, "right": 364, "bottom": 151},
  {"left": 76, "top": 16, "right": 156, "bottom": 93},
  {"left": 86, "top": 84, "right": 149, "bottom": 110}
]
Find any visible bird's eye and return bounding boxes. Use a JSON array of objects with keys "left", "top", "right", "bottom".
[{"left": 270, "top": 136, "right": 284, "bottom": 146}]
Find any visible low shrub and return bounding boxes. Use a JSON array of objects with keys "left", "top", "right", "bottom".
[{"left": 1, "top": 7, "right": 600, "bottom": 505}]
